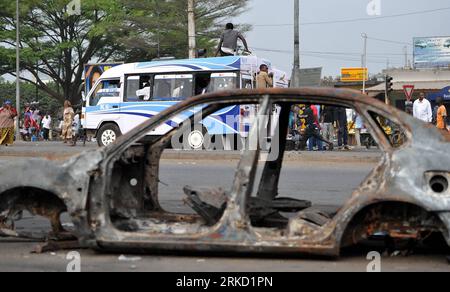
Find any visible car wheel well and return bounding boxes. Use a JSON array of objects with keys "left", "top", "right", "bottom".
[
  {"left": 0, "top": 187, "right": 68, "bottom": 234},
  {"left": 340, "top": 201, "right": 447, "bottom": 249}
]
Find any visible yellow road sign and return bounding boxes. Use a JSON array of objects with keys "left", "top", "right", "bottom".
[{"left": 341, "top": 68, "right": 368, "bottom": 82}]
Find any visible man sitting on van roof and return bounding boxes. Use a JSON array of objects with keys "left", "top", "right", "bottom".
[{"left": 215, "top": 23, "right": 250, "bottom": 57}]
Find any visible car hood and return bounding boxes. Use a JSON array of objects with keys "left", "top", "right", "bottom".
[{"left": 0, "top": 149, "right": 105, "bottom": 195}]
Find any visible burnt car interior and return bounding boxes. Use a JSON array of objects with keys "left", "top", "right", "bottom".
[
  {"left": 108, "top": 101, "right": 244, "bottom": 233},
  {"left": 106, "top": 99, "right": 376, "bottom": 236}
]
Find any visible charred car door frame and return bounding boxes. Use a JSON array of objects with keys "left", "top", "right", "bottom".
[{"left": 86, "top": 94, "right": 269, "bottom": 250}]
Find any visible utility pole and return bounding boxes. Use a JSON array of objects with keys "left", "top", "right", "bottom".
[
  {"left": 361, "top": 33, "right": 368, "bottom": 94},
  {"left": 156, "top": 1, "right": 161, "bottom": 58},
  {"left": 187, "top": 0, "right": 197, "bottom": 59},
  {"left": 404, "top": 46, "right": 408, "bottom": 69},
  {"left": 290, "top": 0, "right": 301, "bottom": 88},
  {"left": 15, "top": 0, "right": 21, "bottom": 141},
  {"left": 35, "top": 60, "right": 39, "bottom": 101}
]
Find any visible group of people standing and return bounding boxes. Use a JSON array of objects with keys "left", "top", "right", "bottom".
[
  {"left": 412, "top": 92, "right": 448, "bottom": 131},
  {"left": 22, "top": 105, "right": 48, "bottom": 141},
  {"left": 291, "top": 105, "right": 350, "bottom": 151},
  {"left": 0, "top": 99, "right": 81, "bottom": 147},
  {"left": 254, "top": 64, "right": 349, "bottom": 152}
]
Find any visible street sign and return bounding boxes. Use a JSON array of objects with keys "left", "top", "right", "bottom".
[
  {"left": 403, "top": 85, "right": 415, "bottom": 101},
  {"left": 341, "top": 68, "right": 368, "bottom": 82}
]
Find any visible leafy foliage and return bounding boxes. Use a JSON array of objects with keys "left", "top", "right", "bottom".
[{"left": 0, "top": 0, "right": 250, "bottom": 104}]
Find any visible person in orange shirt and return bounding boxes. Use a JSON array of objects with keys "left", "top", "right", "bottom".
[{"left": 436, "top": 97, "right": 448, "bottom": 131}]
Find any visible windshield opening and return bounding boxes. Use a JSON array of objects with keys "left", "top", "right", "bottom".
[{"left": 89, "top": 79, "right": 121, "bottom": 106}]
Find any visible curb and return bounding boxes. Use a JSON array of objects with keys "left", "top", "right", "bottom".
[
  {"left": 161, "top": 151, "right": 382, "bottom": 164},
  {"left": 0, "top": 151, "right": 381, "bottom": 164}
]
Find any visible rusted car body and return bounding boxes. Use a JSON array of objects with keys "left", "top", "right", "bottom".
[{"left": 0, "top": 88, "right": 449, "bottom": 257}]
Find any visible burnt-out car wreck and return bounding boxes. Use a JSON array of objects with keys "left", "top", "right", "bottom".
[{"left": 1, "top": 88, "right": 450, "bottom": 257}]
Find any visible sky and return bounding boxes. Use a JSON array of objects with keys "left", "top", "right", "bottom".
[
  {"left": 234, "top": 0, "right": 450, "bottom": 77},
  {"left": 2, "top": 0, "right": 449, "bottom": 82}
]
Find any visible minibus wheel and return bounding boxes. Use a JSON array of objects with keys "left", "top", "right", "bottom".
[{"left": 97, "top": 123, "right": 121, "bottom": 147}]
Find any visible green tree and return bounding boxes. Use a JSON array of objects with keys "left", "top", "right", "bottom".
[
  {"left": 116, "top": 0, "right": 251, "bottom": 62},
  {"left": 0, "top": 0, "right": 250, "bottom": 105},
  {"left": 0, "top": 0, "right": 126, "bottom": 105}
]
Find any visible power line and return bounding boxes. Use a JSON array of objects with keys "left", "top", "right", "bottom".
[
  {"left": 252, "top": 6, "right": 450, "bottom": 27},
  {"left": 366, "top": 37, "right": 413, "bottom": 46},
  {"left": 251, "top": 47, "right": 409, "bottom": 58},
  {"left": 301, "top": 53, "right": 403, "bottom": 65},
  {"left": 250, "top": 47, "right": 403, "bottom": 65}
]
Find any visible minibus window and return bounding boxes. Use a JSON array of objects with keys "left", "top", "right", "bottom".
[
  {"left": 125, "top": 75, "right": 152, "bottom": 102},
  {"left": 89, "top": 79, "right": 120, "bottom": 106},
  {"left": 208, "top": 73, "right": 238, "bottom": 92},
  {"left": 153, "top": 74, "right": 193, "bottom": 100},
  {"left": 242, "top": 76, "right": 253, "bottom": 89}
]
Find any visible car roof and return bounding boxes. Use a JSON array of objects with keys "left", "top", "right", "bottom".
[{"left": 179, "top": 87, "right": 400, "bottom": 115}]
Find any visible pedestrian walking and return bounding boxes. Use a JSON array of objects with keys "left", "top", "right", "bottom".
[
  {"left": 334, "top": 107, "right": 350, "bottom": 150},
  {"left": 321, "top": 106, "right": 335, "bottom": 144},
  {"left": 299, "top": 105, "right": 333, "bottom": 151},
  {"left": 308, "top": 105, "right": 323, "bottom": 151},
  {"left": 215, "top": 23, "right": 250, "bottom": 57},
  {"left": 436, "top": 97, "right": 448, "bottom": 131},
  {"left": 42, "top": 113, "right": 52, "bottom": 141},
  {"left": 256, "top": 64, "right": 273, "bottom": 89},
  {"left": 413, "top": 92, "right": 433, "bottom": 123},
  {"left": 23, "top": 106, "right": 40, "bottom": 141},
  {"left": 353, "top": 112, "right": 364, "bottom": 148},
  {"left": 23, "top": 105, "right": 31, "bottom": 140},
  {"left": 61, "top": 101, "right": 75, "bottom": 144},
  {"left": 0, "top": 100, "right": 18, "bottom": 146},
  {"left": 70, "top": 112, "right": 81, "bottom": 146},
  {"left": 32, "top": 107, "right": 41, "bottom": 126}
]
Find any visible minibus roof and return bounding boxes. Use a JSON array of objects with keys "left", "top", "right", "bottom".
[{"left": 100, "top": 56, "right": 274, "bottom": 79}]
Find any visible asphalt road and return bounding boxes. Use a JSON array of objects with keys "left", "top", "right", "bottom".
[
  {"left": 157, "top": 160, "right": 371, "bottom": 212},
  {"left": 0, "top": 157, "right": 449, "bottom": 272}
]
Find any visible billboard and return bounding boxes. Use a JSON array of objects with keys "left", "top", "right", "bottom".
[
  {"left": 427, "top": 86, "right": 450, "bottom": 102},
  {"left": 299, "top": 67, "right": 322, "bottom": 87},
  {"left": 340, "top": 68, "right": 368, "bottom": 83},
  {"left": 84, "top": 63, "right": 123, "bottom": 94},
  {"left": 414, "top": 37, "right": 450, "bottom": 68}
]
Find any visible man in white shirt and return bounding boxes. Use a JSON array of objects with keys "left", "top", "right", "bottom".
[
  {"left": 42, "top": 114, "right": 52, "bottom": 141},
  {"left": 413, "top": 92, "right": 433, "bottom": 123}
]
